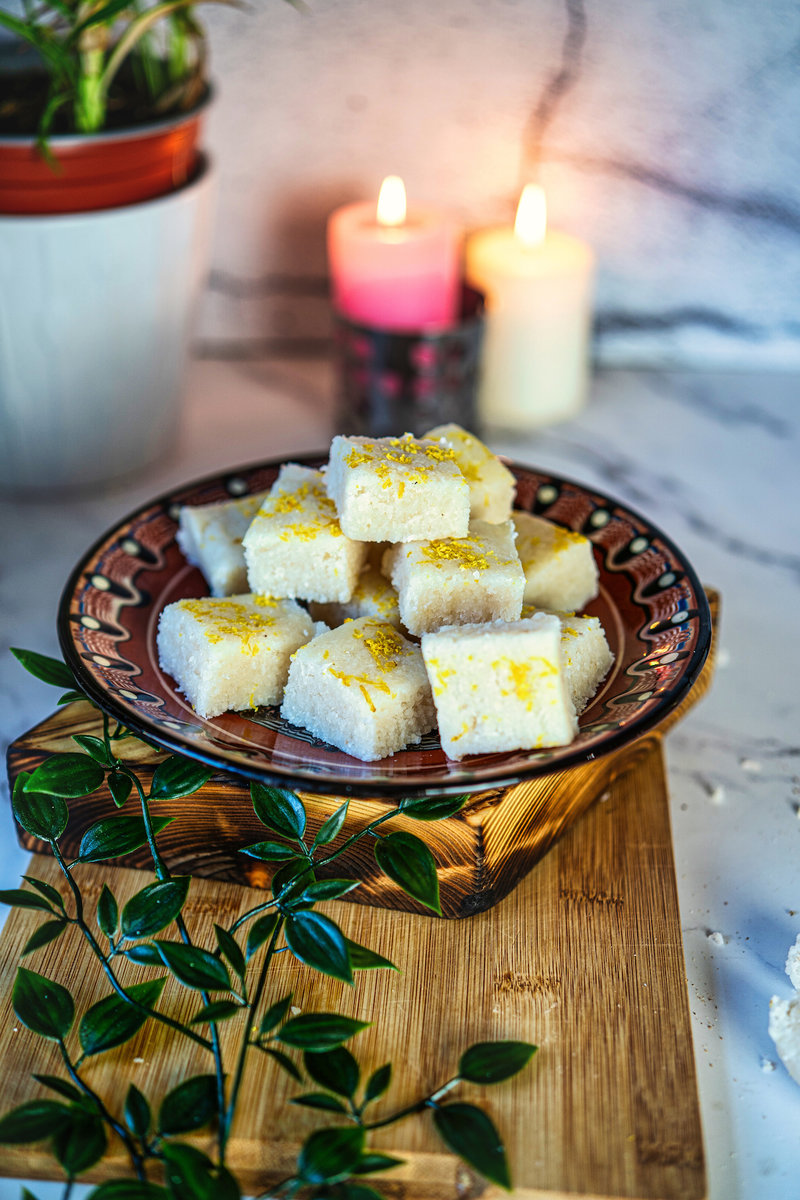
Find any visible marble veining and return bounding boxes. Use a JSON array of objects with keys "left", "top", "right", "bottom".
[{"left": 0, "top": 361, "right": 798, "bottom": 1200}]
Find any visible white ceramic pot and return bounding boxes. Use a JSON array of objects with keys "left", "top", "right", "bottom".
[{"left": 0, "top": 158, "right": 215, "bottom": 492}]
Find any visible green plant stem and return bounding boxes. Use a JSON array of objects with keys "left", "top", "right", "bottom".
[
  {"left": 57, "top": 1038, "right": 147, "bottom": 1181},
  {"left": 127, "top": 768, "right": 227, "bottom": 1158},
  {"left": 49, "top": 839, "right": 213, "bottom": 1052},
  {"left": 220, "top": 914, "right": 286, "bottom": 1159},
  {"left": 362, "top": 1077, "right": 461, "bottom": 1132}
]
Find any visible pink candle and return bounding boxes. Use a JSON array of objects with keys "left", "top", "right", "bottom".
[{"left": 327, "top": 176, "right": 461, "bottom": 331}]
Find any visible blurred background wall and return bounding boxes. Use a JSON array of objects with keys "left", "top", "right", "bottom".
[{"left": 195, "top": 0, "right": 800, "bottom": 368}]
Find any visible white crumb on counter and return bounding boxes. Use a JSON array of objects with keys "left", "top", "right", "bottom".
[
  {"left": 707, "top": 931, "right": 726, "bottom": 946},
  {"left": 786, "top": 934, "right": 800, "bottom": 989},
  {"left": 740, "top": 758, "right": 762, "bottom": 773},
  {"left": 760, "top": 1056, "right": 777, "bottom": 1073}
]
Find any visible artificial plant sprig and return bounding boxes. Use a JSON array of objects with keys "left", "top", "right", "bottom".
[{"left": 0, "top": 648, "right": 537, "bottom": 1198}]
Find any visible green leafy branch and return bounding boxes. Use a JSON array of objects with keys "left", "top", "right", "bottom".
[{"left": 0, "top": 649, "right": 537, "bottom": 1198}]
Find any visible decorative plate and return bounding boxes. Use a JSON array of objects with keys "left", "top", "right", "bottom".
[{"left": 58, "top": 456, "right": 711, "bottom": 797}]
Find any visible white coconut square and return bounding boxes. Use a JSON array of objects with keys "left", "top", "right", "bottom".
[
  {"left": 309, "top": 565, "right": 402, "bottom": 630},
  {"left": 157, "top": 594, "right": 315, "bottom": 719},
  {"left": 522, "top": 605, "right": 614, "bottom": 713},
  {"left": 513, "top": 510, "right": 599, "bottom": 611},
  {"left": 421, "top": 613, "right": 577, "bottom": 759},
  {"left": 242, "top": 464, "right": 367, "bottom": 603},
  {"left": 176, "top": 491, "right": 269, "bottom": 597},
  {"left": 424, "top": 422, "right": 515, "bottom": 523},
  {"left": 325, "top": 433, "right": 470, "bottom": 543},
  {"left": 383, "top": 520, "right": 524, "bottom": 637},
  {"left": 281, "top": 617, "right": 435, "bottom": 761}
]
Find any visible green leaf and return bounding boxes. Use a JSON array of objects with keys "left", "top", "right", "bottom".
[
  {"left": 245, "top": 913, "right": 279, "bottom": 961},
  {"left": 124, "top": 943, "right": 163, "bottom": 966},
  {"left": 301, "top": 878, "right": 360, "bottom": 902},
  {"left": 191, "top": 1000, "right": 241, "bottom": 1026},
  {"left": 214, "top": 924, "right": 245, "bottom": 981},
  {"left": 87, "top": 1181, "right": 169, "bottom": 1199},
  {"left": 277, "top": 1012, "right": 370, "bottom": 1053},
  {"left": 149, "top": 757, "right": 214, "bottom": 801},
  {"left": 108, "top": 771, "right": 133, "bottom": 808},
  {"left": 72, "top": 735, "right": 114, "bottom": 766},
  {"left": 124, "top": 1083, "right": 151, "bottom": 1138},
  {"left": 251, "top": 783, "right": 306, "bottom": 839},
  {"left": 11, "top": 648, "right": 75, "bottom": 690},
  {"left": 262, "top": 1047, "right": 302, "bottom": 1081},
  {"left": 161, "top": 1142, "right": 239, "bottom": 1200},
  {"left": 158, "top": 1074, "right": 218, "bottom": 1136},
  {"left": 284, "top": 911, "right": 352, "bottom": 984},
  {"left": 258, "top": 992, "right": 292, "bottom": 1035},
  {"left": 352, "top": 1153, "right": 404, "bottom": 1176},
  {"left": 290, "top": 1092, "right": 349, "bottom": 1114},
  {"left": 304, "top": 1045, "right": 359, "bottom": 1099},
  {"left": 22, "top": 920, "right": 66, "bottom": 957},
  {"left": 24, "top": 754, "right": 104, "bottom": 798},
  {"left": 431, "top": 1103, "right": 511, "bottom": 1190},
  {"left": 298, "top": 1125, "right": 365, "bottom": 1184},
  {"left": 13, "top": 967, "right": 74, "bottom": 1040},
  {"left": 121, "top": 878, "right": 189, "bottom": 940},
  {"left": 22, "top": 875, "right": 65, "bottom": 911},
  {"left": 363, "top": 1062, "right": 392, "bottom": 1106},
  {"left": 32, "top": 1074, "right": 84, "bottom": 1104},
  {"left": 0, "top": 1099, "right": 73, "bottom": 1142},
  {"left": 80, "top": 978, "right": 166, "bottom": 1057},
  {"left": 344, "top": 938, "right": 398, "bottom": 972},
  {"left": 374, "top": 831, "right": 441, "bottom": 914},
  {"left": 155, "top": 940, "right": 231, "bottom": 992},
  {"left": 458, "top": 1041, "right": 537, "bottom": 1086},
  {"left": 0, "top": 888, "right": 57, "bottom": 914},
  {"left": 57, "top": 690, "right": 86, "bottom": 706},
  {"left": 399, "top": 793, "right": 470, "bottom": 821},
  {"left": 12, "top": 773, "right": 69, "bottom": 841},
  {"left": 53, "top": 1108, "right": 108, "bottom": 1176},
  {"left": 312, "top": 799, "right": 349, "bottom": 848},
  {"left": 240, "top": 840, "right": 299, "bottom": 862},
  {"left": 78, "top": 814, "right": 174, "bottom": 863},
  {"left": 271, "top": 858, "right": 311, "bottom": 901},
  {"left": 97, "top": 885, "right": 119, "bottom": 939}
]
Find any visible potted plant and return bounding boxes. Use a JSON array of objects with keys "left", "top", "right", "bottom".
[{"left": 0, "top": 1, "right": 225, "bottom": 492}]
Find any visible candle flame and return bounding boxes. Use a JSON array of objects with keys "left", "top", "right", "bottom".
[
  {"left": 377, "top": 176, "right": 407, "bottom": 227},
  {"left": 514, "top": 184, "right": 547, "bottom": 247}
]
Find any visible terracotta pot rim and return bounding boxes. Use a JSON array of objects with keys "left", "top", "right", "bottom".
[
  {"left": 0, "top": 85, "right": 213, "bottom": 148},
  {"left": 0, "top": 152, "right": 214, "bottom": 225}
]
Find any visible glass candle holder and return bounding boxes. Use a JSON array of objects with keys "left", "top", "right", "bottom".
[{"left": 332, "top": 285, "right": 485, "bottom": 438}]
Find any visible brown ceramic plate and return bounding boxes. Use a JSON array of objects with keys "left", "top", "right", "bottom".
[{"left": 58, "top": 455, "right": 711, "bottom": 797}]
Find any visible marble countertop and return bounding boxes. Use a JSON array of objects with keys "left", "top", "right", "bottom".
[{"left": 1, "top": 359, "right": 797, "bottom": 1199}]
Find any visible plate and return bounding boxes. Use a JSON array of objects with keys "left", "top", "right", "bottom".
[{"left": 58, "top": 455, "right": 711, "bottom": 797}]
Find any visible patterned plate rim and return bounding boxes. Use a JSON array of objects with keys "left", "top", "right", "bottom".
[{"left": 57, "top": 454, "right": 712, "bottom": 798}]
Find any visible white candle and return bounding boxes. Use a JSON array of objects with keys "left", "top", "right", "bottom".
[{"left": 465, "top": 185, "right": 594, "bottom": 429}]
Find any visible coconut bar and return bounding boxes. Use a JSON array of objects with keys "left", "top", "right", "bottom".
[
  {"left": 513, "top": 510, "right": 599, "bottom": 611},
  {"left": 325, "top": 433, "right": 470, "bottom": 543},
  {"left": 383, "top": 520, "right": 524, "bottom": 637},
  {"left": 522, "top": 605, "right": 613, "bottom": 713},
  {"left": 157, "top": 594, "right": 315, "bottom": 719},
  {"left": 309, "top": 565, "right": 403, "bottom": 630},
  {"left": 421, "top": 612, "right": 577, "bottom": 759},
  {"left": 177, "top": 491, "right": 269, "bottom": 597},
  {"left": 424, "top": 422, "right": 515, "bottom": 523},
  {"left": 281, "top": 617, "right": 435, "bottom": 761},
  {"left": 243, "top": 464, "right": 367, "bottom": 603}
]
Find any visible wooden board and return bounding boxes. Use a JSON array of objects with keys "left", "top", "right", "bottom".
[
  {"left": 0, "top": 735, "right": 705, "bottom": 1199},
  {"left": 6, "top": 592, "right": 719, "bottom": 920}
]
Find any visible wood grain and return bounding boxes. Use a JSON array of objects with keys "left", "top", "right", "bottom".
[
  {"left": 6, "top": 589, "right": 718, "bottom": 920},
  {"left": 0, "top": 737, "right": 705, "bottom": 1199}
]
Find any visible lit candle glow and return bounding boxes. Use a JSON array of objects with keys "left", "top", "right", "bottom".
[
  {"left": 327, "top": 177, "right": 461, "bottom": 331},
  {"left": 465, "top": 185, "right": 595, "bottom": 429}
]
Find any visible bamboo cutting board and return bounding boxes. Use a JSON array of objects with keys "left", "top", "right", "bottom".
[{"left": 0, "top": 734, "right": 705, "bottom": 1199}]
